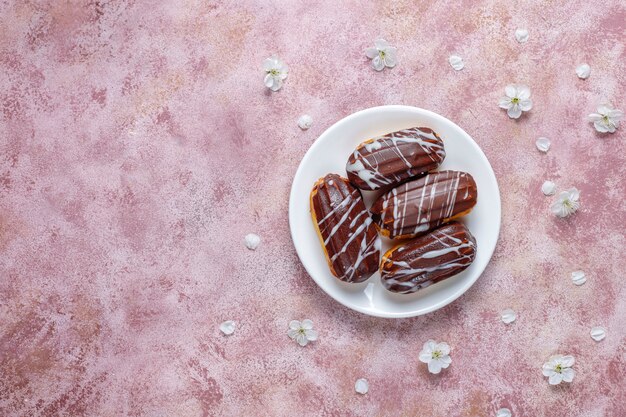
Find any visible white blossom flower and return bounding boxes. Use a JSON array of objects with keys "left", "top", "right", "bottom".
[
  {"left": 501, "top": 309, "right": 516, "bottom": 324},
  {"left": 298, "top": 114, "right": 313, "bottom": 130},
  {"left": 542, "top": 354, "right": 575, "bottom": 385},
  {"left": 588, "top": 104, "right": 623, "bottom": 133},
  {"left": 576, "top": 64, "right": 590, "bottom": 79},
  {"left": 419, "top": 340, "right": 451, "bottom": 374},
  {"left": 496, "top": 408, "right": 512, "bottom": 417},
  {"left": 355, "top": 378, "right": 369, "bottom": 394},
  {"left": 541, "top": 181, "right": 556, "bottom": 196},
  {"left": 263, "top": 56, "right": 288, "bottom": 92},
  {"left": 515, "top": 28, "right": 529, "bottom": 43},
  {"left": 365, "top": 39, "right": 397, "bottom": 71},
  {"left": 288, "top": 319, "right": 318, "bottom": 346},
  {"left": 551, "top": 187, "right": 580, "bottom": 218},
  {"left": 590, "top": 326, "right": 606, "bottom": 341},
  {"left": 536, "top": 137, "right": 550, "bottom": 152},
  {"left": 449, "top": 55, "right": 464, "bottom": 71},
  {"left": 220, "top": 320, "right": 236, "bottom": 335},
  {"left": 499, "top": 85, "right": 532, "bottom": 119},
  {"left": 244, "top": 233, "right": 261, "bottom": 250}
]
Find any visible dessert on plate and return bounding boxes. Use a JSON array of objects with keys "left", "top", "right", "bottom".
[{"left": 310, "top": 174, "right": 381, "bottom": 283}]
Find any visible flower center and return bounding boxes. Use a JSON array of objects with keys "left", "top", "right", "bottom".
[
  {"left": 298, "top": 328, "right": 306, "bottom": 335},
  {"left": 555, "top": 364, "right": 563, "bottom": 373},
  {"left": 432, "top": 350, "right": 442, "bottom": 359},
  {"left": 269, "top": 69, "right": 279, "bottom": 76},
  {"left": 563, "top": 199, "right": 573, "bottom": 209},
  {"left": 511, "top": 97, "right": 520, "bottom": 104},
  {"left": 602, "top": 115, "right": 610, "bottom": 124},
  {"left": 379, "top": 50, "right": 386, "bottom": 58}
]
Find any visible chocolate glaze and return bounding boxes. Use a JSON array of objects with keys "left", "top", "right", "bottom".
[
  {"left": 310, "top": 174, "right": 381, "bottom": 283},
  {"left": 346, "top": 127, "right": 446, "bottom": 191},
  {"left": 370, "top": 170, "right": 477, "bottom": 239},
  {"left": 380, "top": 221, "right": 477, "bottom": 294}
]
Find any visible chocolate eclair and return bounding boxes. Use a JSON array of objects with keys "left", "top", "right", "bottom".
[
  {"left": 310, "top": 174, "right": 381, "bottom": 283},
  {"left": 370, "top": 170, "right": 477, "bottom": 239},
  {"left": 346, "top": 127, "right": 446, "bottom": 191},
  {"left": 380, "top": 221, "right": 477, "bottom": 294}
]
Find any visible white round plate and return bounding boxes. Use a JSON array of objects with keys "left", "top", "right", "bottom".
[{"left": 289, "top": 105, "right": 501, "bottom": 318}]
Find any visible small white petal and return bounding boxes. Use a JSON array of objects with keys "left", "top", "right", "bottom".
[
  {"left": 372, "top": 55, "right": 385, "bottom": 71},
  {"left": 588, "top": 113, "right": 603, "bottom": 122},
  {"left": 536, "top": 137, "right": 551, "bottom": 152},
  {"left": 269, "top": 77, "right": 283, "bottom": 92},
  {"left": 571, "top": 270, "right": 586, "bottom": 286},
  {"left": 560, "top": 355, "right": 575, "bottom": 367},
  {"left": 304, "top": 329, "right": 318, "bottom": 341},
  {"left": 296, "top": 333, "right": 309, "bottom": 346},
  {"left": 542, "top": 181, "right": 556, "bottom": 196},
  {"left": 374, "top": 38, "right": 390, "bottom": 50},
  {"left": 355, "top": 378, "right": 369, "bottom": 394},
  {"left": 244, "top": 233, "right": 261, "bottom": 250},
  {"left": 515, "top": 28, "right": 529, "bottom": 43},
  {"left": 297, "top": 114, "right": 313, "bottom": 130},
  {"left": 428, "top": 360, "right": 443, "bottom": 374},
  {"left": 448, "top": 55, "right": 464, "bottom": 70},
  {"left": 437, "top": 342, "right": 450, "bottom": 356},
  {"left": 501, "top": 308, "right": 516, "bottom": 324},
  {"left": 384, "top": 47, "right": 397, "bottom": 67},
  {"left": 365, "top": 47, "right": 378, "bottom": 59},
  {"left": 561, "top": 367, "right": 575, "bottom": 383},
  {"left": 499, "top": 97, "right": 513, "bottom": 109},
  {"left": 419, "top": 351, "right": 432, "bottom": 363},
  {"left": 576, "top": 63, "right": 591, "bottom": 79},
  {"left": 496, "top": 408, "right": 512, "bottom": 417},
  {"left": 548, "top": 372, "right": 563, "bottom": 385},
  {"left": 504, "top": 84, "right": 517, "bottom": 98},
  {"left": 593, "top": 120, "right": 610, "bottom": 133},
  {"left": 287, "top": 329, "right": 299, "bottom": 339},
  {"left": 590, "top": 326, "right": 606, "bottom": 341},
  {"left": 507, "top": 105, "right": 522, "bottom": 119},
  {"left": 519, "top": 98, "right": 532, "bottom": 111},
  {"left": 219, "top": 320, "right": 236, "bottom": 335},
  {"left": 439, "top": 355, "right": 451, "bottom": 366},
  {"left": 289, "top": 320, "right": 302, "bottom": 330},
  {"left": 301, "top": 319, "right": 314, "bottom": 330},
  {"left": 264, "top": 74, "right": 274, "bottom": 88},
  {"left": 517, "top": 85, "right": 531, "bottom": 100}
]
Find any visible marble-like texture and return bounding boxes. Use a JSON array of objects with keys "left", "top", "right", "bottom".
[{"left": 0, "top": 1, "right": 624, "bottom": 416}]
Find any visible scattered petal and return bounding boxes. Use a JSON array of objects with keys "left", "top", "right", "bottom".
[
  {"left": 501, "top": 309, "right": 516, "bottom": 324},
  {"left": 244, "top": 233, "right": 261, "bottom": 250},
  {"left": 496, "top": 408, "right": 512, "bottom": 417},
  {"left": 515, "top": 28, "right": 529, "bottom": 43},
  {"left": 576, "top": 63, "right": 591, "bottom": 79},
  {"left": 590, "top": 326, "right": 606, "bottom": 341},
  {"left": 536, "top": 137, "right": 551, "bottom": 152},
  {"left": 220, "top": 320, "right": 236, "bottom": 335},
  {"left": 355, "top": 378, "right": 369, "bottom": 394},
  {"left": 571, "top": 270, "right": 586, "bottom": 286},
  {"left": 541, "top": 181, "right": 556, "bottom": 196},
  {"left": 448, "top": 55, "right": 464, "bottom": 71},
  {"left": 298, "top": 114, "right": 313, "bottom": 130}
]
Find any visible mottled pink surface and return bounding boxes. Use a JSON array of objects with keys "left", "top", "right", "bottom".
[{"left": 1, "top": 1, "right": 625, "bottom": 416}]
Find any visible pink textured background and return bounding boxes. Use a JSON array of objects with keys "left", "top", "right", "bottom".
[{"left": 1, "top": 1, "right": 625, "bottom": 416}]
